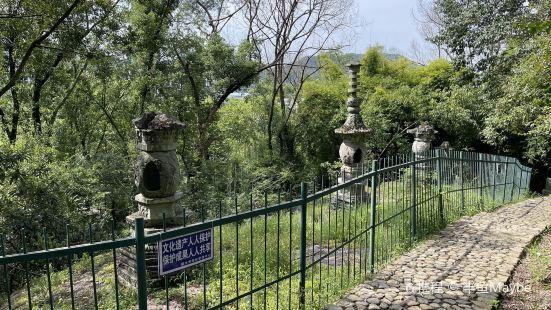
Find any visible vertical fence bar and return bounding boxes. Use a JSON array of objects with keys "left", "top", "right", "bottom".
[
  {"left": 249, "top": 193, "right": 253, "bottom": 310},
  {"left": 510, "top": 159, "right": 517, "bottom": 202},
  {"left": 183, "top": 208, "right": 188, "bottom": 309},
  {"left": 299, "top": 182, "right": 308, "bottom": 310},
  {"left": 23, "top": 234, "right": 32, "bottom": 310},
  {"left": 502, "top": 157, "right": 509, "bottom": 203},
  {"left": 44, "top": 229, "right": 54, "bottom": 310},
  {"left": 528, "top": 169, "right": 531, "bottom": 193},
  {"left": 516, "top": 166, "right": 521, "bottom": 199},
  {"left": 162, "top": 213, "right": 169, "bottom": 310},
  {"left": 111, "top": 221, "right": 120, "bottom": 310},
  {"left": 460, "top": 151, "right": 465, "bottom": 213},
  {"left": 1, "top": 235, "right": 11, "bottom": 310},
  {"left": 478, "top": 153, "right": 483, "bottom": 206},
  {"left": 66, "top": 225, "right": 75, "bottom": 310},
  {"left": 492, "top": 155, "right": 497, "bottom": 202},
  {"left": 89, "top": 224, "right": 99, "bottom": 310},
  {"left": 436, "top": 149, "right": 444, "bottom": 226},
  {"left": 369, "top": 160, "right": 378, "bottom": 274},
  {"left": 517, "top": 161, "right": 522, "bottom": 198},
  {"left": 528, "top": 168, "right": 533, "bottom": 193},
  {"left": 410, "top": 153, "right": 417, "bottom": 240},
  {"left": 520, "top": 168, "right": 526, "bottom": 195},
  {"left": 218, "top": 202, "right": 223, "bottom": 307},
  {"left": 135, "top": 218, "right": 147, "bottom": 310},
  {"left": 264, "top": 193, "right": 268, "bottom": 310}
]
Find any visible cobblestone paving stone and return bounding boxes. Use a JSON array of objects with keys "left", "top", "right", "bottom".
[{"left": 326, "top": 196, "right": 551, "bottom": 310}]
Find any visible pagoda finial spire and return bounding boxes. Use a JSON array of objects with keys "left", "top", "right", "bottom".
[
  {"left": 346, "top": 63, "right": 361, "bottom": 115},
  {"left": 335, "top": 63, "right": 368, "bottom": 135}
]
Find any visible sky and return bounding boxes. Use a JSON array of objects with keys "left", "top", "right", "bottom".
[
  {"left": 221, "top": 0, "right": 438, "bottom": 63},
  {"left": 346, "top": 0, "right": 436, "bottom": 61}
]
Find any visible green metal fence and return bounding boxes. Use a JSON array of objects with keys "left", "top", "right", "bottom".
[{"left": 0, "top": 150, "right": 532, "bottom": 309}]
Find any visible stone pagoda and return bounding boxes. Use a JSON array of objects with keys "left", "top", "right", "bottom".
[
  {"left": 128, "top": 112, "right": 185, "bottom": 229},
  {"left": 334, "top": 63, "right": 370, "bottom": 204},
  {"left": 119, "top": 112, "right": 185, "bottom": 286},
  {"left": 407, "top": 122, "right": 438, "bottom": 168}
]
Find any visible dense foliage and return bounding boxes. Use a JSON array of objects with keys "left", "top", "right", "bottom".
[{"left": 0, "top": 0, "right": 549, "bottom": 256}]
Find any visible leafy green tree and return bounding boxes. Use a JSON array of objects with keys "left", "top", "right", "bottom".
[
  {"left": 171, "top": 34, "right": 261, "bottom": 165},
  {"left": 293, "top": 54, "right": 347, "bottom": 173},
  {"left": 483, "top": 34, "right": 551, "bottom": 189},
  {"left": 428, "top": 0, "right": 530, "bottom": 72},
  {"left": 0, "top": 0, "right": 121, "bottom": 141}
]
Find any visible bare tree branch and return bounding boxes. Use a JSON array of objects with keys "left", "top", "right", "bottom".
[
  {"left": 378, "top": 122, "right": 419, "bottom": 158},
  {"left": 244, "top": 0, "right": 355, "bottom": 154}
]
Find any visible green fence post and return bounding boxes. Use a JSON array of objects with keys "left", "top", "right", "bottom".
[
  {"left": 520, "top": 169, "right": 528, "bottom": 195},
  {"left": 510, "top": 159, "right": 517, "bottom": 202},
  {"left": 528, "top": 168, "right": 532, "bottom": 194},
  {"left": 135, "top": 218, "right": 147, "bottom": 310},
  {"left": 478, "top": 153, "right": 484, "bottom": 206},
  {"left": 502, "top": 157, "right": 509, "bottom": 204},
  {"left": 0, "top": 235, "right": 11, "bottom": 310},
  {"left": 436, "top": 149, "right": 444, "bottom": 226},
  {"left": 460, "top": 151, "right": 465, "bottom": 213},
  {"left": 517, "top": 161, "right": 522, "bottom": 198},
  {"left": 517, "top": 166, "right": 521, "bottom": 198},
  {"left": 299, "top": 182, "right": 307, "bottom": 310},
  {"left": 369, "top": 160, "right": 378, "bottom": 274},
  {"left": 492, "top": 155, "right": 497, "bottom": 202},
  {"left": 410, "top": 153, "right": 417, "bottom": 240}
]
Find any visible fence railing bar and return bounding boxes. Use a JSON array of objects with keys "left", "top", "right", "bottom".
[{"left": 0, "top": 238, "right": 136, "bottom": 265}]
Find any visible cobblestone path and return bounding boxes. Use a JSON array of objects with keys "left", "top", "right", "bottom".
[{"left": 327, "top": 196, "right": 551, "bottom": 310}]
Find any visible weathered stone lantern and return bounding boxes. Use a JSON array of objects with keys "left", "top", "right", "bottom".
[
  {"left": 128, "top": 112, "right": 185, "bottom": 228},
  {"left": 407, "top": 122, "right": 438, "bottom": 168},
  {"left": 335, "top": 63, "right": 370, "bottom": 203},
  {"left": 120, "top": 112, "right": 184, "bottom": 286}
]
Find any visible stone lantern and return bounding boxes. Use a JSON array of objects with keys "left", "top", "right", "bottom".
[
  {"left": 119, "top": 112, "right": 184, "bottom": 287},
  {"left": 407, "top": 122, "right": 438, "bottom": 168},
  {"left": 128, "top": 112, "right": 185, "bottom": 229},
  {"left": 334, "top": 63, "right": 370, "bottom": 203}
]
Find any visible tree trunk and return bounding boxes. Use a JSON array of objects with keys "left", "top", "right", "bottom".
[
  {"left": 267, "top": 66, "right": 279, "bottom": 153},
  {"left": 278, "top": 125, "right": 295, "bottom": 162},
  {"left": 196, "top": 124, "right": 210, "bottom": 161},
  {"left": 32, "top": 79, "right": 45, "bottom": 135},
  {"left": 4, "top": 39, "right": 21, "bottom": 143},
  {"left": 32, "top": 53, "right": 64, "bottom": 136},
  {"left": 276, "top": 65, "right": 295, "bottom": 161},
  {"left": 8, "top": 87, "right": 20, "bottom": 142}
]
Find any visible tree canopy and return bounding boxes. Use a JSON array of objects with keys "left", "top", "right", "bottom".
[{"left": 0, "top": 0, "right": 549, "bottom": 253}]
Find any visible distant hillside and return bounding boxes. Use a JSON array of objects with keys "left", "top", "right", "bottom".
[
  {"left": 293, "top": 52, "right": 408, "bottom": 79},
  {"left": 252, "top": 52, "right": 409, "bottom": 85},
  {"left": 302, "top": 52, "right": 404, "bottom": 68}
]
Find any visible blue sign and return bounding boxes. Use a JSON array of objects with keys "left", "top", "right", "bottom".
[{"left": 157, "top": 228, "right": 214, "bottom": 276}]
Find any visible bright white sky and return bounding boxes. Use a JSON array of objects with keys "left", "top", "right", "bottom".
[
  {"left": 221, "top": 0, "right": 437, "bottom": 62},
  {"left": 346, "top": 0, "right": 436, "bottom": 61}
]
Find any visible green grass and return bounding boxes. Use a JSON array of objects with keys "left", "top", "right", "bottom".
[
  {"left": 7, "top": 253, "right": 138, "bottom": 309},
  {"left": 526, "top": 234, "right": 551, "bottom": 287}
]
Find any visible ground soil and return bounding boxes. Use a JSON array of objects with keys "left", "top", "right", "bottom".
[{"left": 500, "top": 231, "right": 551, "bottom": 310}]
